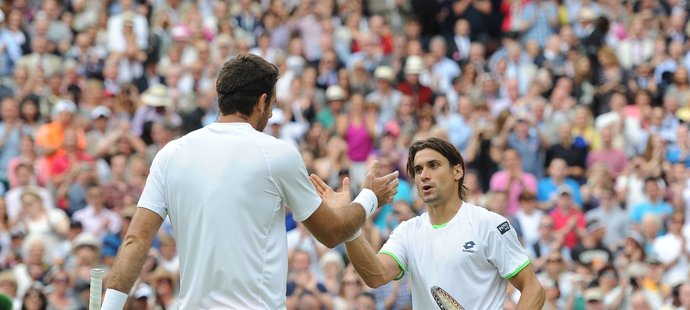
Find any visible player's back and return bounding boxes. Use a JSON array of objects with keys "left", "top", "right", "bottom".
[{"left": 154, "top": 122, "right": 311, "bottom": 309}]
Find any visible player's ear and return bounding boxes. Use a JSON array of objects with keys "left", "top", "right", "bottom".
[
  {"left": 255, "top": 93, "right": 268, "bottom": 113},
  {"left": 454, "top": 164, "right": 463, "bottom": 181}
]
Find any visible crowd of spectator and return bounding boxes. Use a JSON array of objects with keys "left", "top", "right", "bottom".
[{"left": 1, "top": 0, "right": 690, "bottom": 309}]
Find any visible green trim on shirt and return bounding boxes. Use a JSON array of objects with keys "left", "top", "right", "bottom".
[
  {"left": 504, "top": 260, "right": 531, "bottom": 279},
  {"left": 431, "top": 223, "right": 448, "bottom": 229},
  {"left": 379, "top": 251, "right": 407, "bottom": 280}
]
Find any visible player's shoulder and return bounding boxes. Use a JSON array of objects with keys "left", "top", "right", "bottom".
[
  {"left": 393, "top": 212, "right": 428, "bottom": 234},
  {"left": 462, "top": 202, "right": 511, "bottom": 234}
]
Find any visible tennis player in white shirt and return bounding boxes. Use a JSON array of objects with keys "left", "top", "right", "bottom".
[
  {"left": 311, "top": 137, "right": 544, "bottom": 309},
  {"left": 100, "top": 54, "right": 399, "bottom": 309}
]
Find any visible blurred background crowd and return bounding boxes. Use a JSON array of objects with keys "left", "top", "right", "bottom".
[{"left": 0, "top": 0, "right": 690, "bottom": 309}]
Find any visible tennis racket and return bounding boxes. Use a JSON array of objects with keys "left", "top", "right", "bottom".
[
  {"left": 431, "top": 285, "right": 465, "bottom": 310},
  {"left": 89, "top": 268, "right": 105, "bottom": 310}
]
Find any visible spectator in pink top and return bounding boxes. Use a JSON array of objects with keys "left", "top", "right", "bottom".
[
  {"left": 586, "top": 125, "right": 628, "bottom": 177},
  {"left": 489, "top": 148, "right": 537, "bottom": 216}
]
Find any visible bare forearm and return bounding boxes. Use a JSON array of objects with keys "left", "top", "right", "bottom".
[
  {"left": 107, "top": 237, "right": 152, "bottom": 293},
  {"left": 345, "top": 237, "right": 391, "bottom": 288},
  {"left": 516, "top": 283, "right": 546, "bottom": 310}
]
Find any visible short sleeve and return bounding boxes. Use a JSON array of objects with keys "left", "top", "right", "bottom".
[
  {"left": 379, "top": 221, "right": 410, "bottom": 280},
  {"left": 270, "top": 145, "right": 321, "bottom": 222},
  {"left": 484, "top": 217, "right": 531, "bottom": 279},
  {"left": 137, "top": 142, "right": 176, "bottom": 220}
]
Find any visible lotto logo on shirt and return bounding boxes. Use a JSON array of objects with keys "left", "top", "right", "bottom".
[
  {"left": 462, "top": 241, "right": 476, "bottom": 253},
  {"left": 497, "top": 221, "right": 511, "bottom": 235}
]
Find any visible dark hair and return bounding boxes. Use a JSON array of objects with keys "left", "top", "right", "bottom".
[
  {"left": 19, "top": 94, "right": 42, "bottom": 122},
  {"left": 406, "top": 137, "right": 467, "bottom": 200},
  {"left": 21, "top": 287, "right": 47, "bottom": 310},
  {"left": 358, "top": 291, "right": 376, "bottom": 303},
  {"left": 215, "top": 54, "right": 279, "bottom": 116}
]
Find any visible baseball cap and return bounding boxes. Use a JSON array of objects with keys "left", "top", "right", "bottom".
[
  {"left": 90, "top": 106, "right": 111, "bottom": 120},
  {"left": 53, "top": 99, "right": 77, "bottom": 116},
  {"left": 583, "top": 288, "right": 603, "bottom": 302},
  {"left": 586, "top": 218, "right": 606, "bottom": 233},
  {"left": 132, "top": 284, "right": 154, "bottom": 299}
]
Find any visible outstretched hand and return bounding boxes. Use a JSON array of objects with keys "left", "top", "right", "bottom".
[
  {"left": 310, "top": 174, "right": 352, "bottom": 209},
  {"left": 363, "top": 161, "right": 400, "bottom": 207}
]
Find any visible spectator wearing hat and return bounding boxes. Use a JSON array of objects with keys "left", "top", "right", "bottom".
[
  {"left": 366, "top": 65, "right": 403, "bottom": 127},
  {"left": 500, "top": 109, "right": 546, "bottom": 179},
  {"left": 570, "top": 218, "right": 612, "bottom": 271},
  {"left": 316, "top": 85, "right": 347, "bottom": 132},
  {"left": 397, "top": 55, "right": 433, "bottom": 111},
  {"left": 149, "top": 266, "right": 178, "bottom": 309},
  {"left": 550, "top": 185, "right": 587, "bottom": 249},
  {"left": 582, "top": 287, "right": 604, "bottom": 310},
  {"left": 85, "top": 105, "right": 112, "bottom": 157},
  {"left": 64, "top": 232, "right": 102, "bottom": 299},
  {"left": 35, "top": 99, "right": 87, "bottom": 169},
  {"left": 48, "top": 128, "right": 95, "bottom": 188},
  {"left": 126, "top": 282, "right": 155, "bottom": 310},
  {"left": 130, "top": 84, "right": 182, "bottom": 140}
]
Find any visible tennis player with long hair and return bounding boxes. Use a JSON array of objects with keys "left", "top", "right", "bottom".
[
  {"left": 99, "top": 54, "right": 400, "bottom": 309},
  {"left": 311, "top": 137, "right": 544, "bottom": 309}
]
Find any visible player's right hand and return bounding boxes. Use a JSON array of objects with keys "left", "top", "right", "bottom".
[{"left": 364, "top": 160, "right": 399, "bottom": 207}]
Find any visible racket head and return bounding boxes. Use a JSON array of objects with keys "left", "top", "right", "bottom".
[{"left": 430, "top": 285, "right": 464, "bottom": 310}]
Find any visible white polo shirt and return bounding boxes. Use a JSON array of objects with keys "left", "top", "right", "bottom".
[
  {"left": 380, "top": 202, "right": 530, "bottom": 310},
  {"left": 138, "top": 122, "right": 322, "bottom": 309}
]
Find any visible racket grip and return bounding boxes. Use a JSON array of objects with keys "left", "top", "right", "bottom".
[{"left": 89, "top": 268, "right": 105, "bottom": 310}]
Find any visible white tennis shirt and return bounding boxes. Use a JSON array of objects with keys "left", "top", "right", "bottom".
[
  {"left": 138, "top": 122, "right": 322, "bottom": 309},
  {"left": 380, "top": 202, "right": 530, "bottom": 310}
]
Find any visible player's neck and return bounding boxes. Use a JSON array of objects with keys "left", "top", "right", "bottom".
[
  {"left": 427, "top": 195, "right": 463, "bottom": 225},
  {"left": 217, "top": 112, "right": 259, "bottom": 129}
]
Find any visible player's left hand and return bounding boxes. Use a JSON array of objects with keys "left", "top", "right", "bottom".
[{"left": 310, "top": 174, "right": 352, "bottom": 208}]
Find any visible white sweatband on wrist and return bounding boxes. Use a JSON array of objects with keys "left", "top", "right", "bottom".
[
  {"left": 101, "top": 289, "right": 128, "bottom": 310},
  {"left": 345, "top": 228, "right": 362, "bottom": 243},
  {"left": 353, "top": 188, "right": 378, "bottom": 219}
]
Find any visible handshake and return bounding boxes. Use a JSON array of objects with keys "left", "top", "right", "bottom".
[{"left": 309, "top": 160, "right": 399, "bottom": 243}]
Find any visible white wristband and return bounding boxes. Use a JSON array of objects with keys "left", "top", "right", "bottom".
[
  {"left": 345, "top": 228, "right": 362, "bottom": 243},
  {"left": 101, "top": 289, "right": 128, "bottom": 310},
  {"left": 353, "top": 188, "right": 378, "bottom": 219}
]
